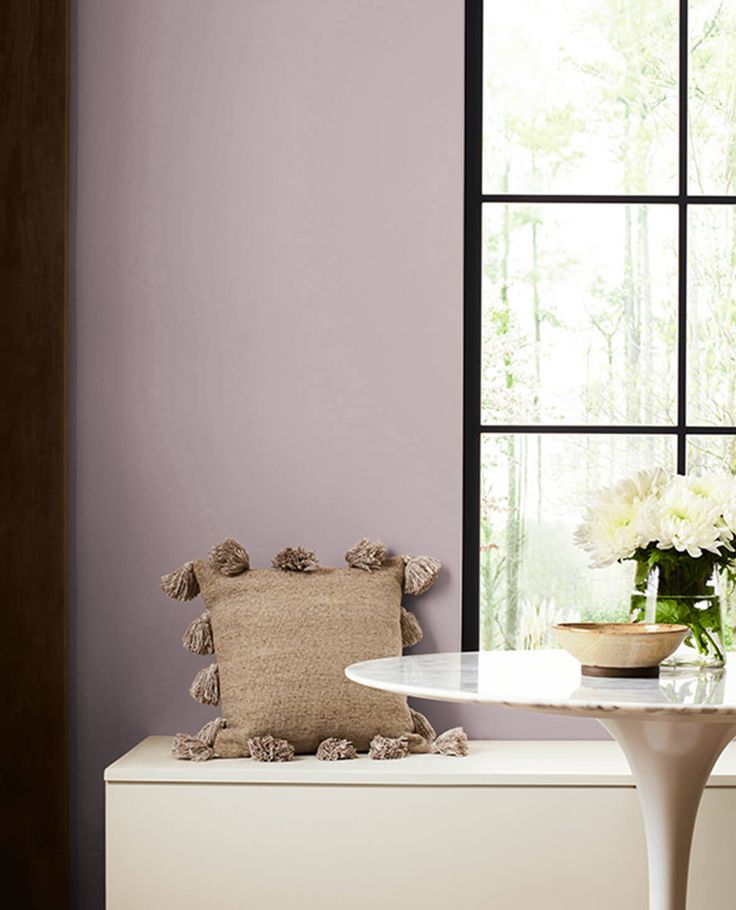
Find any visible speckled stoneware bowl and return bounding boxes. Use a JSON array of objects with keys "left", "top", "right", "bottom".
[{"left": 553, "top": 622, "right": 689, "bottom": 678}]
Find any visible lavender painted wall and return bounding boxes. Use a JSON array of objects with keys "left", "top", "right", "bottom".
[{"left": 72, "top": 1, "right": 601, "bottom": 905}]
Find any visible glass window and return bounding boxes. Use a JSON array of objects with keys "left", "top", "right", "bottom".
[
  {"left": 481, "top": 204, "right": 678, "bottom": 425},
  {"left": 483, "top": 0, "right": 678, "bottom": 195},
  {"left": 466, "top": 0, "right": 736, "bottom": 650}
]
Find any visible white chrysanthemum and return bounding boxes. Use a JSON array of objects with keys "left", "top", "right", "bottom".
[
  {"left": 686, "top": 472, "right": 735, "bottom": 505},
  {"left": 575, "top": 469, "right": 736, "bottom": 566},
  {"left": 686, "top": 473, "right": 736, "bottom": 543},
  {"left": 630, "top": 494, "right": 661, "bottom": 547},
  {"left": 655, "top": 476, "right": 727, "bottom": 557},
  {"left": 574, "top": 469, "right": 670, "bottom": 567},
  {"left": 624, "top": 467, "right": 671, "bottom": 502},
  {"left": 574, "top": 485, "right": 653, "bottom": 568}
]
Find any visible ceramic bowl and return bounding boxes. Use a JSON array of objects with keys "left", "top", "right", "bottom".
[{"left": 553, "top": 622, "right": 689, "bottom": 678}]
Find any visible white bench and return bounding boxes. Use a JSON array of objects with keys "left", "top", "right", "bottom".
[{"left": 106, "top": 737, "right": 736, "bottom": 909}]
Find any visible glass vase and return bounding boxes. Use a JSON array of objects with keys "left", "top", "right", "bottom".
[{"left": 630, "top": 562, "right": 726, "bottom": 669}]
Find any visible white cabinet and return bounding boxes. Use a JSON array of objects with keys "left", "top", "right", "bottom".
[{"left": 106, "top": 737, "right": 736, "bottom": 909}]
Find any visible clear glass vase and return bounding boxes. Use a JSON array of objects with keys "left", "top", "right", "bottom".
[{"left": 630, "top": 563, "right": 726, "bottom": 669}]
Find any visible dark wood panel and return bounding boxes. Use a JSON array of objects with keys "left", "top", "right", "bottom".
[{"left": 0, "top": 1, "right": 69, "bottom": 905}]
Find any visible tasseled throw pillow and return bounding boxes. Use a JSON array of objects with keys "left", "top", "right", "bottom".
[{"left": 161, "top": 537, "right": 467, "bottom": 761}]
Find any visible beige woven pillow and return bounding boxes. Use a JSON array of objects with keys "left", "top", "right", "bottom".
[{"left": 161, "top": 538, "right": 467, "bottom": 761}]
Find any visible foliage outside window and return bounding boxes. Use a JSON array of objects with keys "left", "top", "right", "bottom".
[{"left": 465, "top": 0, "right": 736, "bottom": 651}]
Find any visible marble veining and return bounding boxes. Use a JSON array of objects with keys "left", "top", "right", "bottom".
[{"left": 345, "top": 651, "right": 736, "bottom": 718}]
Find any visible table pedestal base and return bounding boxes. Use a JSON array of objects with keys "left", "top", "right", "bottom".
[{"left": 601, "top": 716, "right": 736, "bottom": 910}]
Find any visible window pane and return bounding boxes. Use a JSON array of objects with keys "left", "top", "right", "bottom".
[
  {"left": 689, "top": 0, "right": 736, "bottom": 194},
  {"left": 687, "top": 206, "right": 736, "bottom": 424},
  {"left": 483, "top": 0, "right": 678, "bottom": 195},
  {"left": 480, "top": 434, "right": 677, "bottom": 651},
  {"left": 687, "top": 435, "right": 736, "bottom": 471},
  {"left": 481, "top": 204, "right": 678, "bottom": 425}
]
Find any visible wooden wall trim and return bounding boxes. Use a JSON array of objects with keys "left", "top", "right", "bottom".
[{"left": 0, "top": 1, "right": 69, "bottom": 905}]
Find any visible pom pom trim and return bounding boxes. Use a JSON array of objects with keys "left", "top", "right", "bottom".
[
  {"left": 316, "top": 737, "right": 358, "bottom": 761},
  {"left": 345, "top": 537, "right": 387, "bottom": 571},
  {"left": 369, "top": 734, "right": 409, "bottom": 760},
  {"left": 431, "top": 727, "right": 469, "bottom": 757},
  {"left": 171, "top": 733, "right": 213, "bottom": 762},
  {"left": 209, "top": 538, "right": 250, "bottom": 576},
  {"left": 272, "top": 546, "right": 320, "bottom": 572},
  {"left": 247, "top": 735, "right": 295, "bottom": 762}
]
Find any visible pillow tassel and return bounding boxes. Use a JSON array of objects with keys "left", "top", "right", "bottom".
[
  {"left": 196, "top": 716, "right": 226, "bottom": 748},
  {"left": 272, "top": 546, "right": 320, "bottom": 572},
  {"left": 209, "top": 538, "right": 250, "bottom": 576},
  {"left": 171, "top": 717, "right": 225, "bottom": 761},
  {"left": 400, "top": 607, "right": 423, "bottom": 648},
  {"left": 402, "top": 555, "right": 441, "bottom": 595},
  {"left": 189, "top": 662, "right": 220, "bottom": 706},
  {"left": 316, "top": 737, "right": 358, "bottom": 761},
  {"left": 345, "top": 538, "right": 387, "bottom": 571},
  {"left": 431, "top": 727, "right": 469, "bottom": 757},
  {"left": 369, "top": 734, "right": 409, "bottom": 760},
  {"left": 161, "top": 561, "right": 200, "bottom": 601},
  {"left": 182, "top": 612, "right": 214, "bottom": 655},
  {"left": 410, "top": 708, "right": 436, "bottom": 741},
  {"left": 248, "top": 735, "right": 295, "bottom": 762},
  {"left": 171, "top": 733, "right": 213, "bottom": 762}
]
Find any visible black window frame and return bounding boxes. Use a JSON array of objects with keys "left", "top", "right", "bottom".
[{"left": 462, "top": 0, "right": 736, "bottom": 651}]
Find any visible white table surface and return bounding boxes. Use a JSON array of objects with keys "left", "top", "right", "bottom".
[
  {"left": 347, "top": 650, "right": 736, "bottom": 910},
  {"left": 346, "top": 649, "right": 735, "bottom": 718}
]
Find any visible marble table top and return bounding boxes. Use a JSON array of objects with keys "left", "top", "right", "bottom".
[{"left": 345, "top": 650, "right": 736, "bottom": 719}]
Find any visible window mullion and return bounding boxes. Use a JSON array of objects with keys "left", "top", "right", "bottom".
[
  {"left": 677, "top": 0, "right": 688, "bottom": 473},
  {"left": 462, "top": 0, "right": 484, "bottom": 652}
]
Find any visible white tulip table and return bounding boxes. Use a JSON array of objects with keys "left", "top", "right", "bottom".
[{"left": 346, "top": 650, "right": 736, "bottom": 910}]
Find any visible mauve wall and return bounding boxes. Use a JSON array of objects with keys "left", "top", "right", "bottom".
[{"left": 72, "top": 1, "right": 601, "bottom": 905}]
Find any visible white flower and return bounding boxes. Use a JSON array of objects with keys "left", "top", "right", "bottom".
[
  {"left": 656, "top": 476, "right": 729, "bottom": 558},
  {"left": 574, "top": 468, "right": 736, "bottom": 567},
  {"left": 686, "top": 472, "right": 735, "bottom": 506},
  {"left": 623, "top": 467, "right": 671, "bottom": 502},
  {"left": 630, "top": 494, "right": 661, "bottom": 547},
  {"left": 574, "top": 480, "right": 655, "bottom": 567},
  {"left": 687, "top": 473, "right": 736, "bottom": 544}
]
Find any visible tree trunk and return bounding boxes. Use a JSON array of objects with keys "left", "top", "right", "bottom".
[
  {"left": 624, "top": 203, "right": 641, "bottom": 423},
  {"left": 500, "top": 168, "right": 522, "bottom": 647},
  {"left": 531, "top": 215, "right": 543, "bottom": 524},
  {"left": 638, "top": 206, "right": 653, "bottom": 416},
  {"left": 480, "top": 514, "right": 494, "bottom": 650}
]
